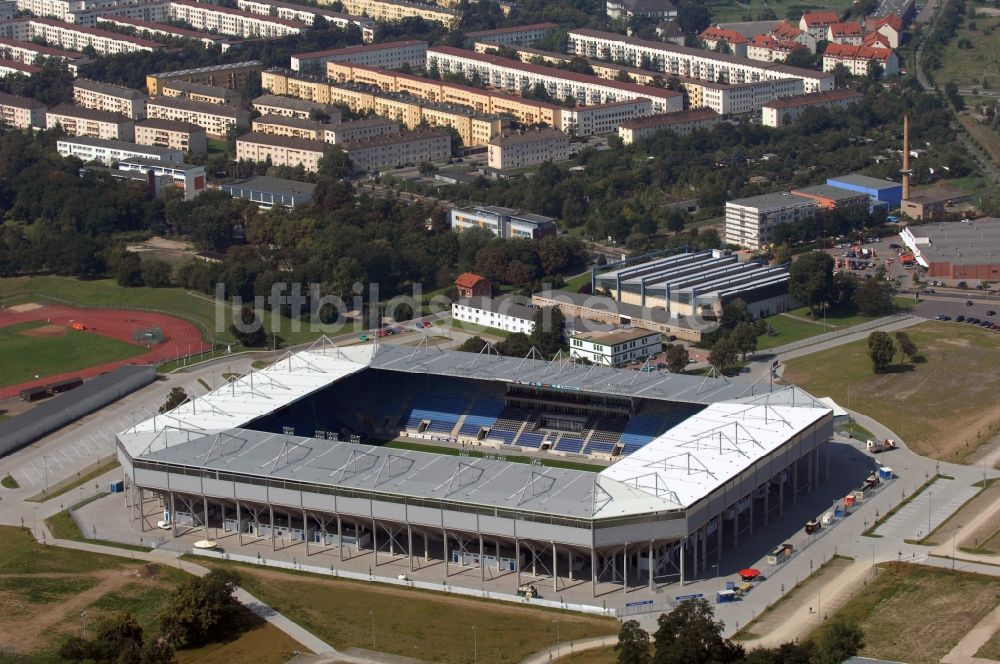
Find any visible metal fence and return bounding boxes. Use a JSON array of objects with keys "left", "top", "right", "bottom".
[{"left": 764, "top": 313, "right": 913, "bottom": 356}]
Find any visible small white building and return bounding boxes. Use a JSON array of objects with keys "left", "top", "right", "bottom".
[
  {"left": 452, "top": 296, "right": 535, "bottom": 335},
  {"left": 569, "top": 327, "right": 661, "bottom": 367}
]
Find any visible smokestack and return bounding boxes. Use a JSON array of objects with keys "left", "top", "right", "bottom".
[{"left": 902, "top": 115, "right": 910, "bottom": 201}]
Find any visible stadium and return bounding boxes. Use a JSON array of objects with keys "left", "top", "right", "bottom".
[{"left": 115, "top": 340, "right": 833, "bottom": 597}]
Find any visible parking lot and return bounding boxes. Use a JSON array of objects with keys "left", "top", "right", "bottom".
[{"left": 915, "top": 297, "right": 1000, "bottom": 330}]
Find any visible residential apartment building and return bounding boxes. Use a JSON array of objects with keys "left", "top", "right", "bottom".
[
  {"left": 236, "top": 132, "right": 329, "bottom": 171},
  {"left": 56, "top": 135, "right": 183, "bottom": 164},
  {"left": 770, "top": 21, "right": 816, "bottom": 52},
  {"left": 606, "top": 0, "right": 677, "bottom": 21},
  {"left": 798, "top": 11, "right": 839, "bottom": 41},
  {"left": 146, "top": 61, "right": 263, "bottom": 96},
  {"left": 617, "top": 108, "right": 720, "bottom": 144},
  {"left": 135, "top": 117, "right": 207, "bottom": 154},
  {"left": 746, "top": 35, "right": 800, "bottom": 63},
  {"left": 145, "top": 96, "right": 249, "bottom": 138},
  {"left": 826, "top": 22, "right": 864, "bottom": 45},
  {"left": 695, "top": 76, "right": 802, "bottom": 115},
  {"left": 323, "top": 117, "right": 399, "bottom": 144},
  {"left": 340, "top": 129, "right": 450, "bottom": 172},
  {"left": 0, "top": 91, "right": 45, "bottom": 128},
  {"left": 291, "top": 40, "right": 426, "bottom": 73},
  {"left": 95, "top": 16, "right": 229, "bottom": 48},
  {"left": 869, "top": 14, "right": 902, "bottom": 48},
  {"left": 450, "top": 205, "right": 557, "bottom": 239},
  {"left": 699, "top": 26, "right": 749, "bottom": 58},
  {"left": 337, "top": 0, "right": 459, "bottom": 27},
  {"left": 13, "top": 0, "right": 139, "bottom": 22},
  {"left": 465, "top": 23, "right": 557, "bottom": 47},
  {"left": 488, "top": 127, "right": 569, "bottom": 170},
  {"left": 116, "top": 156, "right": 205, "bottom": 199},
  {"left": 455, "top": 272, "right": 490, "bottom": 298},
  {"left": 566, "top": 28, "right": 834, "bottom": 94},
  {"left": 760, "top": 88, "right": 863, "bottom": 127},
  {"left": 65, "top": 1, "right": 170, "bottom": 27},
  {"left": 425, "top": 46, "right": 684, "bottom": 114},
  {"left": 452, "top": 296, "right": 536, "bottom": 336},
  {"left": 252, "top": 114, "right": 330, "bottom": 140},
  {"left": 161, "top": 81, "right": 240, "bottom": 106},
  {"left": 46, "top": 104, "right": 134, "bottom": 140},
  {"left": 0, "top": 37, "right": 91, "bottom": 75},
  {"left": 0, "top": 58, "right": 38, "bottom": 76},
  {"left": 5, "top": 17, "right": 163, "bottom": 55},
  {"left": 73, "top": 78, "right": 147, "bottom": 119},
  {"left": 822, "top": 43, "right": 898, "bottom": 77},
  {"left": 560, "top": 99, "right": 651, "bottom": 137},
  {"left": 569, "top": 327, "right": 661, "bottom": 367},
  {"left": 236, "top": 0, "right": 376, "bottom": 41},
  {"left": 724, "top": 192, "right": 818, "bottom": 249},
  {"left": 168, "top": 0, "right": 305, "bottom": 38}
]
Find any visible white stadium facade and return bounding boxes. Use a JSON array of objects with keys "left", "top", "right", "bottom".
[{"left": 116, "top": 341, "right": 833, "bottom": 595}]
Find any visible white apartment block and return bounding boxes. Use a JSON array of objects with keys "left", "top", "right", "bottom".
[
  {"left": 95, "top": 15, "right": 227, "bottom": 48},
  {"left": 5, "top": 17, "right": 163, "bottom": 54},
  {"left": 56, "top": 135, "right": 182, "bottom": 164},
  {"left": 0, "top": 37, "right": 91, "bottom": 74},
  {"left": 338, "top": 0, "right": 459, "bottom": 28},
  {"left": 450, "top": 205, "right": 556, "bottom": 239},
  {"left": 427, "top": 46, "right": 684, "bottom": 114},
  {"left": 0, "top": 59, "right": 37, "bottom": 76},
  {"left": 236, "top": 132, "right": 329, "bottom": 171},
  {"left": 465, "top": 23, "right": 557, "bottom": 47},
  {"left": 168, "top": 0, "right": 305, "bottom": 38},
  {"left": 724, "top": 192, "right": 818, "bottom": 249},
  {"left": 452, "top": 296, "right": 536, "bottom": 335},
  {"left": 73, "top": 78, "right": 147, "bottom": 119},
  {"left": 14, "top": 0, "right": 139, "bottom": 22},
  {"left": 135, "top": 118, "right": 207, "bottom": 154},
  {"left": 698, "top": 77, "right": 802, "bottom": 115},
  {"left": 760, "top": 88, "right": 863, "bottom": 127},
  {"left": 46, "top": 105, "right": 134, "bottom": 140},
  {"left": 161, "top": 80, "right": 240, "bottom": 105},
  {"left": 822, "top": 44, "right": 899, "bottom": 77},
  {"left": 569, "top": 327, "right": 662, "bottom": 367},
  {"left": 746, "top": 36, "right": 798, "bottom": 63},
  {"left": 116, "top": 157, "right": 205, "bottom": 200},
  {"left": 145, "top": 96, "right": 249, "bottom": 138},
  {"left": 323, "top": 117, "right": 400, "bottom": 144},
  {"left": 0, "top": 91, "right": 45, "bottom": 128},
  {"left": 341, "top": 129, "right": 450, "bottom": 172},
  {"left": 236, "top": 0, "right": 375, "bottom": 41},
  {"left": 65, "top": 1, "right": 170, "bottom": 27},
  {"left": 560, "top": 99, "right": 651, "bottom": 137},
  {"left": 252, "top": 114, "right": 327, "bottom": 140},
  {"left": 566, "top": 28, "right": 834, "bottom": 94},
  {"left": 291, "top": 40, "right": 426, "bottom": 73},
  {"left": 488, "top": 127, "right": 569, "bottom": 170},
  {"left": 617, "top": 108, "right": 720, "bottom": 144},
  {"left": 252, "top": 93, "right": 342, "bottom": 122}
]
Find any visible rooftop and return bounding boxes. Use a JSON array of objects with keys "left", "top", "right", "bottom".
[
  {"left": 222, "top": 175, "right": 317, "bottom": 196},
  {"left": 151, "top": 60, "right": 263, "bottom": 79},
  {"left": 0, "top": 90, "right": 44, "bottom": 109},
  {"left": 47, "top": 104, "right": 133, "bottom": 123},
  {"left": 619, "top": 108, "right": 719, "bottom": 130},
  {"left": 0, "top": 36, "right": 90, "bottom": 60},
  {"left": 0, "top": 59, "right": 40, "bottom": 74},
  {"left": 253, "top": 114, "right": 326, "bottom": 131},
  {"left": 237, "top": 132, "right": 329, "bottom": 152},
  {"left": 292, "top": 39, "right": 426, "bottom": 59},
  {"left": 136, "top": 117, "right": 205, "bottom": 133},
  {"left": 761, "top": 88, "right": 862, "bottom": 109},
  {"left": 57, "top": 135, "right": 180, "bottom": 156},
  {"left": 828, "top": 173, "right": 901, "bottom": 191},
  {"left": 792, "top": 184, "right": 870, "bottom": 201},
  {"left": 170, "top": 0, "right": 308, "bottom": 28},
  {"left": 74, "top": 78, "right": 148, "bottom": 101},
  {"left": 147, "top": 96, "right": 245, "bottom": 116},
  {"left": 465, "top": 22, "right": 558, "bottom": 38},
  {"left": 161, "top": 80, "right": 240, "bottom": 101},
  {"left": 727, "top": 191, "right": 818, "bottom": 210},
  {"left": 117, "top": 156, "right": 203, "bottom": 171},
  {"left": 572, "top": 326, "right": 659, "bottom": 345},
  {"left": 95, "top": 15, "right": 228, "bottom": 42},
  {"left": 455, "top": 272, "right": 487, "bottom": 288},
  {"left": 28, "top": 17, "right": 164, "bottom": 48},
  {"left": 342, "top": 128, "right": 448, "bottom": 150},
  {"left": 253, "top": 93, "right": 333, "bottom": 112},
  {"left": 903, "top": 219, "right": 1000, "bottom": 265},
  {"left": 489, "top": 127, "right": 567, "bottom": 146},
  {"left": 456, "top": 295, "right": 535, "bottom": 321}
]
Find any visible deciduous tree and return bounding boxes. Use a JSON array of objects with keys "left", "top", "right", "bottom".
[{"left": 867, "top": 331, "right": 895, "bottom": 372}]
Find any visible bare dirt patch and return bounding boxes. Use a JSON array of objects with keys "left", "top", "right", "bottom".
[
  {"left": 20, "top": 324, "right": 66, "bottom": 338},
  {"left": 7, "top": 303, "right": 42, "bottom": 313}
]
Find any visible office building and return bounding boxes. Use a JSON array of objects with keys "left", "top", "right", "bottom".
[
  {"left": 145, "top": 96, "right": 249, "bottom": 138},
  {"left": 291, "top": 40, "right": 426, "bottom": 73},
  {"left": 222, "top": 175, "right": 316, "bottom": 208},
  {"left": 57, "top": 135, "right": 183, "bottom": 164},
  {"left": 0, "top": 90, "right": 44, "bottom": 128},
  {"left": 790, "top": 184, "right": 871, "bottom": 211},
  {"left": 73, "top": 78, "right": 147, "bottom": 119},
  {"left": 116, "top": 156, "right": 205, "bottom": 200},
  {"left": 725, "top": 192, "right": 818, "bottom": 249},
  {"left": 617, "top": 108, "right": 720, "bottom": 144},
  {"left": 340, "top": 129, "right": 450, "bottom": 173},
  {"left": 135, "top": 118, "right": 207, "bottom": 154},
  {"left": 146, "top": 61, "right": 263, "bottom": 96},
  {"left": 761, "top": 89, "right": 863, "bottom": 127},
  {"left": 450, "top": 205, "right": 557, "bottom": 240},
  {"left": 487, "top": 127, "right": 569, "bottom": 170},
  {"left": 46, "top": 104, "right": 135, "bottom": 140},
  {"left": 452, "top": 296, "right": 536, "bottom": 336},
  {"left": 570, "top": 327, "right": 661, "bottom": 367}
]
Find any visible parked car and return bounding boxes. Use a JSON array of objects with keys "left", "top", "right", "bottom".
[
  {"left": 422, "top": 320, "right": 432, "bottom": 328},
  {"left": 987, "top": 311, "right": 996, "bottom": 316},
  {"left": 956, "top": 315, "right": 966, "bottom": 322},
  {"left": 966, "top": 300, "right": 974, "bottom": 306}
]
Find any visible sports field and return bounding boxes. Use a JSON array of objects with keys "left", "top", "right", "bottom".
[
  {"left": 808, "top": 563, "right": 1000, "bottom": 664},
  {"left": 0, "top": 320, "right": 143, "bottom": 388},
  {"left": 782, "top": 321, "right": 1000, "bottom": 462}
]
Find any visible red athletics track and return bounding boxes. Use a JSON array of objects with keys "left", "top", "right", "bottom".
[{"left": 0, "top": 303, "right": 212, "bottom": 400}]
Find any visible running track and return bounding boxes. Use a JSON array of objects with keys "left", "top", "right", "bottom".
[{"left": 0, "top": 303, "right": 211, "bottom": 400}]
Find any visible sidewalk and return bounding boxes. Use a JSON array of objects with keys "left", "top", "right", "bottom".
[{"left": 518, "top": 635, "right": 617, "bottom": 664}]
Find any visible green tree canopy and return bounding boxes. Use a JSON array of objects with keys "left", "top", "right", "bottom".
[
  {"left": 867, "top": 330, "right": 895, "bottom": 372},
  {"left": 616, "top": 619, "right": 651, "bottom": 664},
  {"left": 789, "top": 252, "right": 834, "bottom": 316},
  {"left": 666, "top": 344, "right": 689, "bottom": 373},
  {"left": 652, "top": 598, "right": 744, "bottom": 664}
]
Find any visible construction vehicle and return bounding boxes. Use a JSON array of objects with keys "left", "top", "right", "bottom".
[{"left": 867, "top": 438, "right": 897, "bottom": 454}]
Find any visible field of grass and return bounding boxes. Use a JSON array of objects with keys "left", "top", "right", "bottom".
[
  {"left": 782, "top": 322, "right": 1000, "bottom": 461},
  {"left": 935, "top": 13, "right": 1000, "bottom": 99},
  {"left": 382, "top": 439, "right": 605, "bottom": 472},
  {"left": 707, "top": 0, "right": 853, "bottom": 23},
  {"left": 1, "top": 474, "right": 18, "bottom": 489},
  {"left": 0, "top": 276, "right": 340, "bottom": 348},
  {"left": 563, "top": 271, "right": 592, "bottom": 293},
  {"left": 757, "top": 314, "right": 826, "bottom": 350},
  {"left": 433, "top": 319, "right": 511, "bottom": 337},
  {"left": 197, "top": 558, "right": 617, "bottom": 663},
  {"left": 0, "top": 321, "right": 144, "bottom": 388},
  {"left": 0, "top": 526, "right": 301, "bottom": 662},
  {"left": 808, "top": 563, "right": 1000, "bottom": 664},
  {"left": 562, "top": 646, "right": 617, "bottom": 663}
]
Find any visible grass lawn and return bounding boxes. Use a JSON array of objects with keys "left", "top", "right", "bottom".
[
  {"left": 197, "top": 558, "right": 618, "bottom": 663},
  {"left": 563, "top": 271, "right": 592, "bottom": 293},
  {"left": 0, "top": 276, "right": 339, "bottom": 348},
  {"left": 782, "top": 321, "right": 1000, "bottom": 462},
  {"left": 1, "top": 474, "right": 18, "bottom": 489},
  {"left": 959, "top": 113, "right": 1000, "bottom": 169},
  {"left": 935, "top": 14, "right": 1000, "bottom": 99},
  {"left": 757, "top": 314, "right": 827, "bottom": 350},
  {"left": 382, "top": 439, "right": 605, "bottom": 472},
  {"left": 0, "top": 526, "right": 302, "bottom": 662},
  {"left": 207, "top": 138, "right": 229, "bottom": 155},
  {"left": 561, "top": 646, "right": 617, "bottom": 663},
  {"left": 808, "top": 563, "right": 1000, "bottom": 664},
  {"left": 0, "top": 321, "right": 144, "bottom": 388},
  {"left": 977, "top": 627, "right": 1000, "bottom": 659},
  {"left": 27, "top": 458, "right": 119, "bottom": 503},
  {"left": 433, "top": 318, "right": 510, "bottom": 337}
]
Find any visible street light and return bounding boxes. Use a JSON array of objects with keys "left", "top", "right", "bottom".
[
  {"left": 953, "top": 525, "right": 962, "bottom": 570},
  {"left": 472, "top": 625, "right": 477, "bottom": 664},
  {"left": 552, "top": 619, "right": 560, "bottom": 658},
  {"left": 370, "top": 610, "right": 375, "bottom": 649}
]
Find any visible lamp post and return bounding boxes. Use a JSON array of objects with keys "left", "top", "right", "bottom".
[
  {"left": 472, "top": 625, "right": 478, "bottom": 664},
  {"left": 553, "top": 619, "right": 560, "bottom": 658},
  {"left": 370, "top": 610, "right": 375, "bottom": 649},
  {"left": 953, "top": 525, "right": 961, "bottom": 570}
]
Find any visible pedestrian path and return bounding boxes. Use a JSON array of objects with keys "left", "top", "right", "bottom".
[{"left": 874, "top": 479, "right": 978, "bottom": 541}]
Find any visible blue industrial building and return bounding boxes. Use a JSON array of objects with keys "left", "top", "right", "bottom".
[{"left": 826, "top": 174, "right": 902, "bottom": 209}]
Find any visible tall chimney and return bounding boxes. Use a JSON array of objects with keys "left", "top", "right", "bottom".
[{"left": 902, "top": 115, "right": 910, "bottom": 201}]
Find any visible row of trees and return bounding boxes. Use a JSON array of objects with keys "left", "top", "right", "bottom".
[
  {"left": 615, "top": 598, "right": 864, "bottom": 664},
  {"left": 789, "top": 252, "right": 899, "bottom": 319},
  {"left": 867, "top": 330, "right": 920, "bottom": 372}
]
